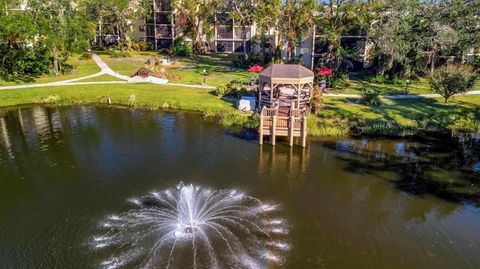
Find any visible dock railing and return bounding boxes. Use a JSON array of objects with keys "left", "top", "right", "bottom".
[{"left": 259, "top": 108, "right": 307, "bottom": 147}]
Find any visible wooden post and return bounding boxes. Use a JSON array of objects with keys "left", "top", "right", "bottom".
[
  {"left": 297, "top": 84, "right": 301, "bottom": 108},
  {"left": 289, "top": 114, "right": 295, "bottom": 147},
  {"left": 259, "top": 112, "right": 264, "bottom": 145},
  {"left": 272, "top": 115, "right": 277, "bottom": 146},
  {"left": 302, "top": 115, "right": 307, "bottom": 148}
]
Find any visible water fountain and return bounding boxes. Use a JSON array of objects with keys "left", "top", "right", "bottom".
[{"left": 91, "top": 183, "right": 290, "bottom": 269}]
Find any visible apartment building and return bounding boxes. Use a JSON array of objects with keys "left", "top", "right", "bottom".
[
  {"left": 132, "top": 0, "right": 175, "bottom": 50},
  {"left": 213, "top": 12, "right": 255, "bottom": 53}
]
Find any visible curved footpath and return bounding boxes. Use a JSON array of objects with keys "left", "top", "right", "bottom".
[{"left": 0, "top": 54, "right": 478, "bottom": 99}]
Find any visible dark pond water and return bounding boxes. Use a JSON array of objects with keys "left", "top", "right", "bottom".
[{"left": 0, "top": 105, "right": 479, "bottom": 269}]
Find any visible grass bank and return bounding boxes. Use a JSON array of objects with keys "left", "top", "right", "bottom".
[
  {"left": 0, "top": 79, "right": 479, "bottom": 138},
  {"left": 0, "top": 83, "right": 258, "bottom": 128},
  {"left": 308, "top": 95, "right": 480, "bottom": 137}
]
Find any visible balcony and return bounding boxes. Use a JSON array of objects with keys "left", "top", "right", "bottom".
[
  {"left": 154, "top": 0, "right": 172, "bottom": 12},
  {"left": 156, "top": 25, "right": 173, "bottom": 38}
]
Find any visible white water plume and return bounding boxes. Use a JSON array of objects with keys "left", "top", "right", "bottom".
[{"left": 90, "top": 183, "right": 290, "bottom": 268}]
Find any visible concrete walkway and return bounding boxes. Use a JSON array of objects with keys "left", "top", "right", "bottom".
[
  {"left": 91, "top": 54, "right": 131, "bottom": 81},
  {"left": 0, "top": 54, "right": 478, "bottom": 99},
  {"left": 323, "top": 91, "right": 480, "bottom": 99},
  {"left": 324, "top": 90, "right": 480, "bottom": 99}
]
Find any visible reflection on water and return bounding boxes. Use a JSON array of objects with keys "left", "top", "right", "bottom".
[
  {"left": 322, "top": 137, "right": 480, "bottom": 205},
  {"left": 0, "top": 105, "right": 480, "bottom": 269},
  {"left": 257, "top": 145, "right": 310, "bottom": 183}
]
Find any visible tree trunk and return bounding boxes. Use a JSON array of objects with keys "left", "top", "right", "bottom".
[
  {"left": 52, "top": 46, "right": 59, "bottom": 76},
  {"left": 242, "top": 25, "right": 248, "bottom": 59},
  {"left": 430, "top": 54, "right": 435, "bottom": 74},
  {"left": 430, "top": 45, "right": 439, "bottom": 74},
  {"left": 260, "top": 33, "right": 266, "bottom": 62},
  {"left": 98, "top": 19, "right": 103, "bottom": 48},
  {"left": 117, "top": 23, "right": 124, "bottom": 53}
]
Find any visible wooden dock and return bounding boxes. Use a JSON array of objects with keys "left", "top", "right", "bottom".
[{"left": 259, "top": 108, "right": 307, "bottom": 147}]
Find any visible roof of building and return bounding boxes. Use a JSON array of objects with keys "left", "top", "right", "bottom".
[{"left": 260, "top": 64, "right": 314, "bottom": 79}]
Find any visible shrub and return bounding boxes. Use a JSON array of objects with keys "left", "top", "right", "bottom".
[
  {"left": 171, "top": 37, "right": 192, "bottom": 57},
  {"left": 310, "top": 85, "right": 323, "bottom": 114},
  {"left": 357, "top": 120, "right": 417, "bottom": 137},
  {"left": 59, "top": 62, "right": 75, "bottom": 75},
  {"left": 232, "top": 55, "right": 249, "bottom": 68},
  {"left": 215, "top": 81, "right": 250, "bottom": 98},
  {"left": 158, "top": 48, "right": 172, "bottom": 56},
  {"left": 368, "top": 75, "right": 389, "bottom": 84},
  {"left": 215, "top": 83, "right": 229, "bottom": 97},
  {"left": 232, "top": 52, "right": 264, "bottom": 68},
  {"left": 79, "top": 52, "right": 93, "bottom": 60},
  {"left": 359, "top": 87, "right": 382, "bottom": 106},
  {"left": 428, "top": 65, "right": 477, "bottom": 103},
  {"left": 129, "top": 41, "right": 148, "bottom": 51},
  {"left": 110, "top": 50, "right": 131, "bottom": 58},
  {"left": 470, "top": 55, "right": 480, "bottom": 73}
]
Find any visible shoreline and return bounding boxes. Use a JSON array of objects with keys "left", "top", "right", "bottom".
[{"left": 1, "top": 101, "right": 478, "bottom": 140}]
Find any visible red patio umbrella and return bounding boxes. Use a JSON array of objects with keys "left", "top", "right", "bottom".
[
  {"left": 317, "top": 68, "right": 333, "bottom": 76},
  {"left": 248, "top": 65, "right": 264, "bottom": 73}
]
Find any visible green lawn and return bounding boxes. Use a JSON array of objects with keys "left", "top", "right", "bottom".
[
  {"left": 99, "top": 52, "right": 251, "bottom": 87},
  {"left": 0, "top": 83, "right": 236, "bottom": 113},
  {"left": 323, "top": 95, "right": 480, "bottom": 121},
  {"left": 75, "top": 74, "right": 125, "bottom": 82},
  {"left": 330, "top": 78, "right": 480, "bottom": 95},
  {"left": 0, "top": 55, "right": 101, "bottom": 86}
]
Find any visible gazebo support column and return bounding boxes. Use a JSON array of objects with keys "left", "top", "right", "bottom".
[
  {"left": 302, "top": 115, "right": 307, "bottom": 148},
  {"left": 289, "top": 114, "right": 295, "bottom": 147},
  {"left": 271, "top": 115, "right": 277, "bottom": 146},
  {"left": 259, "top": 113, "right": 264, "bottom": 145}
]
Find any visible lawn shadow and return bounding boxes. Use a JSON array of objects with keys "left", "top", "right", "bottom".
[{"left": 1, "top": 74, "right": 36, "bottom": 84}]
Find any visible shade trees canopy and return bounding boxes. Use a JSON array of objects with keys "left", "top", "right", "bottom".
[
  {"left": 278, "top": 0, "right": 316, "bottom": 62},
  {"left": 173, "top": 0, "right": 218, "bottom": 54},
  {"left": 428, "top": 65, "right": 477, "bottom": 103},
  {"left": 0, "top": 0, "right": 93, "bottom": 79}
]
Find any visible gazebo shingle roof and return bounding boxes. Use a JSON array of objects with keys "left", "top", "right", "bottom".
[{"left": 260, "top": 64, "right": 314, "bottom": 79}]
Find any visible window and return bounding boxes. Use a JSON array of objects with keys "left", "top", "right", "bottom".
[
  {"left": 156, "top": 13, "right": 171, "bottom": 24},
  {"left": 234, "top": 27, "right": 252, "bottom": 39},
  {"left": 217, "top": 41, "right": 233, "bottom": 52},
  {"left": 340, "top": 37, "right": 366, "bottom": 57},
  {"left": 157, "top": 39, "right": 173, "bottom": 50},
  {"left": 217, "top": 26, "right": 234, "bottom": 39},
  {"left": 314, "top": 40, "right": 328, "bottom": 55},
  {"left": 156, "top": 25, "right": 172, "bottom": 38},
  {"left": 139, "top": 26, "right": 145, "bottom": 33},
  {"left": 234, "top": 41, "right": 251, "bottom": 53},
  {"left": 155, "top": 0, "right": 171, "bottom": 11},
  {"left": 146, "top": 25, "right": 155, "bottom": 36}
]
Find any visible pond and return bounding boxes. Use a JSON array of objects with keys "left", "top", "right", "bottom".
[{"left": 0, "top": 105, "right": 479, "bottom": 269}]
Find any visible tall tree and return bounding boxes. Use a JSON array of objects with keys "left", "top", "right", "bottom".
[
  {"left": 230, "top": 0, "right": 259, "bottom": 58},
  {"left": 278, "top": 0, "right": 316, "bottom": 62},
  {"left": 28, "top": 0, "right": 93, "bottom": 75},
  {"left": 252, "top": 0, "right": 281, "bottom": 62},
  {"left": 173, "top": 0, "right": 217, "bottom": 54},
  {"left": 369, "top": 10, "right": 413, "bottom": 75},
  {"left": 315, "top": 0, "right": 376, "bottom": 69}
]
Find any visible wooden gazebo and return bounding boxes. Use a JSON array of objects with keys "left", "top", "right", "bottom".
[
  {"left": 257, "top": 65, "right": 314, "bottom": 147},
  {"left": 258, "top": 64, "right": 314, "bottom": 112}
]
